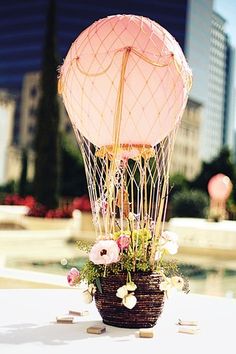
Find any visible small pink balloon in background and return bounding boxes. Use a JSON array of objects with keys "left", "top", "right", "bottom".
[{"left": 207, "top": 173, "right": 233, "bottom": 201}]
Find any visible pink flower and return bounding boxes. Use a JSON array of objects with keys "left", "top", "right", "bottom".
[
  {"left": 89, "top": 240, "right": 120, "bottom": 265},
  {"left": 67, "top": 268, "right": 80, "bottom": 286},
  {"left": 117, "top": 235, "right": 131, "bottom": 250}
]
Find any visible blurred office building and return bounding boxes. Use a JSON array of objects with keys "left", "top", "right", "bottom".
[
  {"left": 19, "top": 71, "right": 73, "bottom": 150},
  {"left": 223, "top": 40, "right": 235, "bottom": 152},
  {"left": 0, "top": 0, "right": 235, "bottom": 182},
  {"left": 170, "top": 99, "right": 202, "bottom": 180},
  {"left": 0, "top": 91, "right": 15, "bottom": 184},
  {"left": 184, "top": 1, "right": 235, "bottom": 162},
  {"left": 12, "top": 71, "right": 74, "bottom": 183},
  {"left": 19, "top": 72, "right": 40, "bottom": 149}
]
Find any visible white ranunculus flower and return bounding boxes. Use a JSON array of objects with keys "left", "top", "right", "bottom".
[
  {"left": 126, "top": 281, "right": 137, "bottom": 291},
  {"left": 171, "top": 276, "right": 184, "bottom": 290},
  {"left": 160, "top": 277, "right": 172, "bottom": 291},
  {"left": 165, "top": 242, "right": 179, "bottom": 255},
  {"left": 116, "top": 285, "right": 128, "bottom": 299},
  {"left": 88, "top": 283, "right": 96, "bottom": 295},
  {"left": 160, "top": 277, "right": 174, "bottom": 297},
  {"left": 122, "top": 293, "right": 137, "bottom": 309},
  {"left": 82, "top": 290, "right": 93, "bottom": 304},
  {"left": 159, "top": 231, "right": 179, "bottom": 255},
  {"left": 155, "top": 250, "right": 162, "bottom": 261}
]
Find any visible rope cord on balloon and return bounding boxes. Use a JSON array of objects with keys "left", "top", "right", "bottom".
[
  {"left": 150, "top": 129, "right": 178, "bottom": 267},
  {"left": 131, "top": 47, "right": 174, "bottom": 67},
  {"left": 59, "top": 46, "right": 174, "bottom": 83},
  {"left": 72, "top": 123, "right": 180, "bottom": 269},
  {"left": 59, "top": 44, "right": 188, "bottom": 150},
  {"left": 103, "top": 47, "right": 131, "bottom": 235},
  {"left": 70, "top": 110, "right": 179, "bottom": 241},
  {"left": 173, "top": 56, "right": 192, "bottom": 92},
  {"left": 111, "top": 47, "right": 131, "bottom": 169}
]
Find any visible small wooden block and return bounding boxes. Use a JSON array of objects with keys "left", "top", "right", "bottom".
[
  {"left": 87, "top": 325, "right": 106, "bottom": 334},
  {"left": 56, "top": 316, "right": 74, "bottom": 324},
  {"left": 139, "top": 329, "right": 154, "bottom": 338},
  {"left": 178, "top": 326, "right": 199, "bottom": 335},
  {"left": 69, "top": 310, "right": 89, "bottom": 316},
  {"left": 178, "top": 319, "right": 198, "bottom": 326}
]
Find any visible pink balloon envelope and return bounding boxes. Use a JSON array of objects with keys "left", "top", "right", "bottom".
[
  {"left": 208, "top": 173, "right": 233, "bottom": 201},
  {"left": 59, "top": 14, "right": 192, "bottom": 147}
]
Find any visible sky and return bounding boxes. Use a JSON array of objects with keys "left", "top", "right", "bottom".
[
  {"left": 214, "top": 0, "right": 236, "bottom": 129},
  {"left": 214, "top": 0, "right": 236, "bottom": 46}
]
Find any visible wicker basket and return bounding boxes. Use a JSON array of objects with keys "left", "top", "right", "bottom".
[{"left": 94, "top": 272, "right": 165, "bottom": 328}]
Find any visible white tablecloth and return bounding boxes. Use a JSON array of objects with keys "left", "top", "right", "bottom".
[{"left": 0, "top": 289, "right": 235, "bottom": 354}]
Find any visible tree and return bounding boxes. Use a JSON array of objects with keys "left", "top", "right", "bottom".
[
  {"left": 171, "top": 189, "right": 209, "bottom": 218},
  {"left": 33, "top": 0, "right": 60, "bottom": 209},
  {"left": 18, "top": 148, "right": 28, "bottom": 197},
  {"left": 60, "top": 135, "right": 87, "bottom": 197},
  {"left": 169, "top": 173, "right": 188, "bottom": 201}
]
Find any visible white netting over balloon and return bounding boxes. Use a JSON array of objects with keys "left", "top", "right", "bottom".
[{"left": 59, "top": 14, "right": 192, "bottom": 267}]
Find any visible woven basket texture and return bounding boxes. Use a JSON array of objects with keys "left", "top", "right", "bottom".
[{"left": 94, "top": 272, "right": 165, "bottom": 328}]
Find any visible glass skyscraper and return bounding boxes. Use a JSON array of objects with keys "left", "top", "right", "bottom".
[{"left": 0, "top": 0, "right": 188, "bottom": 94}]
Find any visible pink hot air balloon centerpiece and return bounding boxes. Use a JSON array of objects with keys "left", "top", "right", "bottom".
[
  {"left": 59, "top": 14, "right": 192, "bottom": 328},
  {"left": 208, "top": 173, "right": 233, "bottom": 221},
  {"left": 59, "top": 14, "right": 191, "bottom": 155}
]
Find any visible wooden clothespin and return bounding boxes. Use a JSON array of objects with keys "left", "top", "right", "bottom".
[
  {"left": 139, "top": 328, "right": 154, "bottom": 338},
  {"left": 56, "top": 315, "right": 74, "bottom": 324},
  {"left": 87, "top": 325, "right": 106, "bottom": 334},
  {"left": 178, "top": 326, "right": 199, "bottom": 335},
  {"left": 178, "top": 319, "right": 198, "bottom": 326},
  {"left": 69, "top": 310, "right": 89, "bottom": 316}
]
